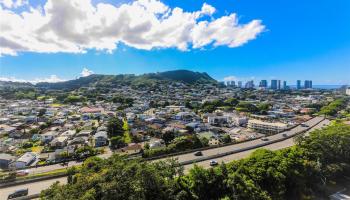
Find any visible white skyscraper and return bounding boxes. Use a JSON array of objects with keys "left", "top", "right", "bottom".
[{"left": 346, "top": 87, "right": 350, "bottom": 96}]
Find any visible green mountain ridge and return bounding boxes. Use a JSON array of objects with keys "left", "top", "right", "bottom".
[{"left": 35, "top": 70, "right": 217, "bottom": 90}]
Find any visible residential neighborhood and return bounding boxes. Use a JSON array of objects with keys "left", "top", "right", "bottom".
[{"left": 1, "top": 80, "right": 348, "bottom": 171}]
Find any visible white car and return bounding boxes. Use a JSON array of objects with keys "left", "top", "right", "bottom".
[
  {"left": 209, "top": 160, "right": 218, "bottom": 166},
  {"left": 16, "top": 170, "right": 29, "bottom": 176}
]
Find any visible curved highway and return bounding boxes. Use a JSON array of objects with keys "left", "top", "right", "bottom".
[
  {"left": 183, "top": 118, "right": 330, "bottom": 171},
  {"left": 163, "top": 116, "right": 325, "bottom": 164}
]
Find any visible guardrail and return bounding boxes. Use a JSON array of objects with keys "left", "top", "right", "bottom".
[
  {"left": 12, "top": 194, "right": 40, "bottom": 200},
  {"left": 0, "top": 172, "right": 67, "bottom": 189}
]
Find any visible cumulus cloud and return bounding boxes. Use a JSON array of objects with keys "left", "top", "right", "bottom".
[
  {"left": 0, "top": 0, "right": 27, "bottom": 8},
  {"left": 223, "top": 75, "right": 257, "bottom": 83},
  {"left": 0, "top": 0, "right": 265, "bottom": 56},
  {"left": 0, "top": 74, "right": 65, "bottom": 84},
  {"left": 223, "top": 76, "right": 238, "bottom": 82},
  {"left": 80, "top": 67, "right": 94, "bottom": 77}
]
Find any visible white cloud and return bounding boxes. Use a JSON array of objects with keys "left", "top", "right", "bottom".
[
  {"left": 0, "top": 0, "right": 27, "bottom": 8},
  {"left": 0, "top": 0, "right": 265, "bottom": 56},
  {"left": 223, "top": 75, "right": 257, "bottom": 83},
  {"left": 0, "top": 76, "right": 28, "bottom": 82},
  {"left": 223, "top": 76, "right": 237, "bottom": 82},
  {"left": 32, "top": 75, "right": 65, "bottom": 83},
  {"left": 0, "top": 75, "right": 65, "bottom": 84},
  {"left": 80, "top": 67, "right": 94, "bottom": 77}
]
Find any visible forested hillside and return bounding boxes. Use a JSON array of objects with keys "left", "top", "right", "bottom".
[{"left": 35, "top": 70, "right": 217, "bottom": 90}]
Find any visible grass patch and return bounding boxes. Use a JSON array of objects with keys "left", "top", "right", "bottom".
[
  {"left": 31, "top": 146, "right": 44, "bottom": 153},
  {"left": 17, "top": 168, "right": 68, "bottom": 181},
  {"left": 122, "top": 119, "right": 132, "bottom": 144},
  {"left": 50, "top": 103, "right": 63, "bottom": 107}
]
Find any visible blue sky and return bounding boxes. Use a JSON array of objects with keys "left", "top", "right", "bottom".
[{"left": 0, "top": 0, "right": 349, "bottom": 85}]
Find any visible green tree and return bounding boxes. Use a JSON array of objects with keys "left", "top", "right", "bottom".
[
  {"left": 38, "top": 108, "right": 47, "bottom": 116},
  {"left": 224, "top": 98, "right": 239, "bottom": 107},
  {"left": 222, "top": 135, "right": 232, "bottom": 144},
  {"left": 236, "top": 102, "right": 259, "bottom": 113},
  {"left": 107, "top": 117, "right": 124, "bottom": 138},
  {"left": 110, "top": 136, "right": 126, "bottom": 149},
  {"left": 161, "top": 131, "right": 175, "bottom": 145}
]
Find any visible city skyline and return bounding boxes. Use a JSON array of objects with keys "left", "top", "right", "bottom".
[
  {"left": 225, "top": 79, "right": 317, "bottom": 89},
  {"left": 0, "top": 0, "right": 350, "bottom": 85}
]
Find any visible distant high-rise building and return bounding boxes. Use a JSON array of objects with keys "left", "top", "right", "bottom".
[
  {"left": 245, "top": 80, "right": 254, "bottom": 88},
  {"left": 346, "top": 87, "right": 350, "bottom": 96},
  {"left": 277, "top": 80, "right": 281, "bottom": 90},
  {"left": 297, "top": 80, "right": 301, "bottom": 89},
  {"left": 259, "top": 80, "right": 268, "bottom": 88},
  {"left": 238, "top": 81, "right": 242, "bottom": 88},
  {"left": 271, "top": 80, "right": 278, "bottom": 90},
  {"left": 226, "top": 81, "right": 231, "bottom": 86},
  {"left": 230, "top": 81, "right": 236, "bottom": 87},
  {"left": 304, "top": 80, "right": 313, "bottom": 89},
  {"left": 283, "top": 81, "right": 287, "bottom": 89}
]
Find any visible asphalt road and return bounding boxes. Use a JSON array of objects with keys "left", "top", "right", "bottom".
[
  {"left": 0, "top": 177, "right": 67, "bottom": 199},
  {"left": 0, "top": 117, "right": 328, "bottom": 199}
]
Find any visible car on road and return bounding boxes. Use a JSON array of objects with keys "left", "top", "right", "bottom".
[
  {"left": 8, "top": 188, "right": 28, "bottom": 199},
  {"left": 261, "top": 137, "right": 269, "bottom": 141},
  {"left": 282, "top": 133, "right": 287, "bottom": 137},
  {"left": 16, "top": 169, "right": 29, "bottom": 176},
  {"left": 209, "top": 160, "right": 218, "bottom": 166},
  {"left": 194, "top": 151, "right": 203, "bottom": 156},
  {"left": 301, "top": 123, "right": 309, "bottom": 127}
]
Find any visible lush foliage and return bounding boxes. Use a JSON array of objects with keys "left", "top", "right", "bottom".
[
  {"left": 143, "top": 134, "right": 208, "bottom": 158},
  {"left": 107, "top": 117, "right": 124, "bottom": 138},
  {"left": 201, "top": 98, "right": 239, "bottom": 113},
  {"left": 318, "top": 98, "right": 348, "bottom": 116},
  {"left": 64, "top": 95, "right": 87, "bottom": 104},
  {"left": 41, "top": 123, "right": 350, "bottom": 200},
  {"left": 235, "top": 101, "right": 259, "bottom": 113}
]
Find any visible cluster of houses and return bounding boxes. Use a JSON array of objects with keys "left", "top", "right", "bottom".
[{"left": 0, "top": 83, "right": 332, "bottom": 170}]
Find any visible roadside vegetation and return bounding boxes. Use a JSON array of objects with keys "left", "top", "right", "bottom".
[
  {"left": 41, "top": 122, "right": 350, "bottom": 200},
  {"left": 318, "top": 97, "right": 349, "bottom": 116}
]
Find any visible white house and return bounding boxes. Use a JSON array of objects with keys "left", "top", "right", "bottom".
[
  {"left": 15, "top": 152, "right": 36, "bottom": 169},
  {"left": 50, "top": 136, "right": 69, "bottom": 148},
  {"left": 208, "top": 115, "right": 229, "bottom": 125},
  {"left": 94, "top": 131, "right": 108, "bottom": 147},
  {"left": 60, "top": 130, "right": 76, "bottom": 139}
]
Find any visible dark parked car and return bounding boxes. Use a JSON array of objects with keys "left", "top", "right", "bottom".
[
  {"left": 261, "top": 137, "right": 269, "bottom": 141},
  {"left": 8, "top": 188, "right": 28, "bottom": 199},
  {"left": 282, "top": 133, "right": 287, "bottom": 137},
  {"left": 194, "top": 151, "right": 203, "bottom": 156},
  {"left": 301, "top": 123, "right": 309, "bottom": 127}
]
